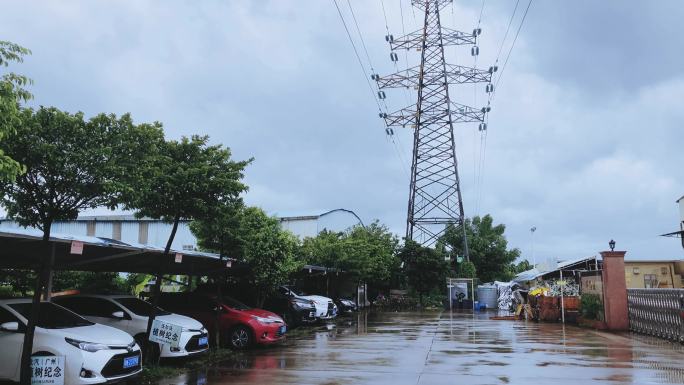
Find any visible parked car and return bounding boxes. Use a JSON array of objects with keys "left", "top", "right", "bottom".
[
  {"left": 335, "top": 298, "right": 358, "bottom": 313},
  {"left": 0, "top": 299, "right": 142, "bottom": 384},
  {"left": 262, "top": 291, "right": 317, "bottom": 327},
  {"left": 156, "top": 292, "right": 286, "bottom": 349},
  {"left": 279, "top": 285, "right": 338, "bottom": 321},
  {"left": 53, "top": 294, "right": 209, "bottom": 359}
]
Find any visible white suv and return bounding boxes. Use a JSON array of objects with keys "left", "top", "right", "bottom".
[
  {"left": 54, "top": 295, "right": 208, "bottom": 358},
  {"left": 0, "top": 299, "right": 142, "bottom": 384},
  {"left": 280, "top": 286, "right": 337, "bottom": 321}
]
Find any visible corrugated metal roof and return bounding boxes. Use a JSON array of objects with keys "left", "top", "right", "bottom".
[
  {"left": 0, "top": 227, "right": 222, "bottom": 261},
  {"left": 514, "top": 256, "right": 598, "bottom": 283}
]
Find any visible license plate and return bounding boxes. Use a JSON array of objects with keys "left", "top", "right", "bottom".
[
  {"left": 123, "top": 355, "right": 139, "bottom": 369},
  {"left": 198, "top": 336, "right": 208, "bottom": 346},
  {"left": 279, "top": 325, "right": 287, "bottom": 334}
]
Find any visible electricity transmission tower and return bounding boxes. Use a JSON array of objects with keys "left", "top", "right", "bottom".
[{"left": 374, "top": 0, "right": 495, "bottom": 255}]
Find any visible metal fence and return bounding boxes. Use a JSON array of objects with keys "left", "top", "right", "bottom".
[{"left": 627, "top": 289, "right": 684, "bottom": 343}]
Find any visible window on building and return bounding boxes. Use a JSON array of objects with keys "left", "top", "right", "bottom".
[
  {"left": 86, "top": 221, "right": 96, "bottom": 236},
  {"left": 661, "top": 267, "right": 668, "bottom": 275},
  {"left": 112, "top": 221, "right": 122, "bottom": 240},
  {"left": 644, "top": 274, "right": 658, "bottom": 289},
  {"left": 138, "top": 222, "right": 149, "bottom": 244},
  {"left": 632, "top": 267, "right": 640, "bottom": 275}
]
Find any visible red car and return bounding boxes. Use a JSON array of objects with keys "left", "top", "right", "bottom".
[{"left": 156, "top": 292, "right": 286, "bottom": 349}]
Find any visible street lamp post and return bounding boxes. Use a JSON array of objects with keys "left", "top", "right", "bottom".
[{"left": 530, "top": 226, "right": 537, "bottom": 267}]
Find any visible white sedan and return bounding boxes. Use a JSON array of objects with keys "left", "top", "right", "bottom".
[
  {"left": 54, "top": 294, "right": 209, "bottom": 358},
  {"left": 0, "top": 299, "right": 142, "bottom": 384},
  {"left": 280, "top": 285, "right": 338, "bottom": 320}
]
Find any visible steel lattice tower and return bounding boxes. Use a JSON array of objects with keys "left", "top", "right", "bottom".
[{"left": 375, "top": 0, "right": 495, "bottom": 254}]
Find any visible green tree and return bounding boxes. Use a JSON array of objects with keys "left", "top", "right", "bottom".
[
  {"left": 128, "top": 135, "right": 250, "bottom": 359},
  {"left": 299, "top": 222, "right": 399, "bottom": 289},
  {"left": 0, "top": 269, "right": 35, "bottom": 296},
  {"left": 52, "top": 271, "right": 127, "bottom": 294},
  {"left": 0, "top": 107, "right": 164, "bottom": 383},
  {"left": 0, "top": 41, "right": 31, "bottom": 182},
  {"left": 503, "top": 259, "right": 532, "bottom": 281},
  {"left": 398, "top": 240, "right": 448, "bottom": 306},
  {"left": 190, "top": 201, "right": 245, "bottom": 259},
  {"left": 238, "top": 207, "right": 302, "bottom": 307},
  {"left": 456, "top": 260, "right": 477, "bottom": 279},
  {"left": 299, "top": 229, "right": 345, "bottom": 269},
  {"left": 441, "top": 215, "right": 520, "bottom": 283}
]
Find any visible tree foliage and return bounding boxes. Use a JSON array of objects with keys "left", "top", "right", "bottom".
[
  {"left": 0, "top": 41, "right": 32, "bottom": 182},
  {"left": 299, "top": 221, "right": 399, "bottom": 287},
  {"left": 398, "top": 240, "right": 448, "bottom": 305},
  {"left": 193, "top": 206, "right": 303, "bottom": 306},
  {"left": 190, "top": 201, "right": 245, "bottom": 258},
  {"left": 129, "top": 135, "right": 250, "bottom": 224},
  {"left": 0, "top": 107, "right": 164, "bottom": 236},
  {"left": 51, "top": 271, "right": 128, "bottom": 294},
  {"left": 441, "top": 215, "right": 521, "bottom": 283},
  {"left": 456, "top": 260, "right": 477, "bottom": 279}
]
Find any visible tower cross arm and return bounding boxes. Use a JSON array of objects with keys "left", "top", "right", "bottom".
[
  {"left": 389, "top": 26, "right": 476, "bottom": 51},
  {"left": 381, "top": 101, "right": 487, "bottom": 128},
  {"left": 376, "top": 64, "right": 491, "bottom": 89}
]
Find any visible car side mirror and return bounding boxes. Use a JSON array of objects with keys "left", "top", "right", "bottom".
[
  {"left": 111, "top": 311, "right": 125, "bottom": 319},
  {"left": 0, "top": 322, "right": 19, "bottom": 332}
]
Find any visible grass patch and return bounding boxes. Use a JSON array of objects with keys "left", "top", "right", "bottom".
[{"left": 136, "top": 348, "right": 244, "bottom": 384}]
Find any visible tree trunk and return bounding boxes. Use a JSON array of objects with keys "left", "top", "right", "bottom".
[
  {"left": 19, "top": 223, "right": 52, "bottom": 385},
  {"left": 144, "top": 215, "right": 180, "bottom": 365},
  {"left": 214, "top": 274, "right": 224, "bottom": 348}
]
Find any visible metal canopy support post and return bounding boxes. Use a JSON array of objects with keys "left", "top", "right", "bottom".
[{"left": 560, "top": 269, "right": 565, "bottom": 324}]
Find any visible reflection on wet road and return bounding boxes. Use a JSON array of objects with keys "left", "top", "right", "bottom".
[{"left": 152, "top": 311, "right": 684, "bottom": 385}]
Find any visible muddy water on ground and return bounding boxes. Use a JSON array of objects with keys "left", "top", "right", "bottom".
[{"left": 143, "top": 311, "right": 684, "bottom": 385}]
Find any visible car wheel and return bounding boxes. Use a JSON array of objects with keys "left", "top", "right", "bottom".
[{"left": 229, "top": 326, "right": 252, "bottom": 350}]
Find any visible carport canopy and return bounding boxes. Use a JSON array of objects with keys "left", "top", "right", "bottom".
[{"left": 0, "top": 227, "right": 230, "bottom": 275}]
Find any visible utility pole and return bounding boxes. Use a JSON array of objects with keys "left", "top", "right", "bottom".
[
  {"left": 374, "top": 0, "right": 495, "bottom": 254},
  {"left": 530, "top": 226, "right": 536, "bottom": 267}
]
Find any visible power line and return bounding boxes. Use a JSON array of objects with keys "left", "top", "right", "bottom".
[
  {"left": 494, "top": 0, "right": 520, "bottom": 66},
  {"left": 332, "top": 0, "right": 409, "bottom": 178},
  {"left": 346, "top": 0, "right": 375, "bottom": 73},
  {"left": 332, "top": 0, "right": 383, "bottom": 112},
  {"left": 477, "top": 0, "right": 533, "bottom": 215},
  {"left": 494, "top": 0, "right": 533, "bottom": 91}
]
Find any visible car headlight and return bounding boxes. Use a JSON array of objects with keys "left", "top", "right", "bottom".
[
  {"left": 252, "top": 315, "right": 282, "bottom": 324},
  {"left": 65, "top": 337, "right": 109, "bottom": 352}
]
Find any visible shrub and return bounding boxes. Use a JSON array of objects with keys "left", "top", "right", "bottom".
[{"left": 580, "top": 294, "right": 603, "bottom": 320}]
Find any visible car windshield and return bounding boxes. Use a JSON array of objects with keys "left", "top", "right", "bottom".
[
  {"left": 221, "top": 296, "right": 251, "bottom": 311},
  {"left": 114, "top": 297, "right": 171, "bottom": 316},
  {"left": 9, "top": 302, "right": 94, "bottom": 329},
  {"left": 287, "top": 286, "right": 307, "bottom": 296}
]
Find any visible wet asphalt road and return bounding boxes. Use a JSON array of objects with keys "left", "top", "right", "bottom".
[{"left": 153, "top": 311, "right": 684, "bottom": 385}]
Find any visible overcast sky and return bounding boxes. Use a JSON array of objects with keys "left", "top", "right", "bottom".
[{"left": 2, "top": 0, "right": 683, "bottom": 261}]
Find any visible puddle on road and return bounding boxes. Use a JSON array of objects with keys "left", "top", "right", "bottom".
[{"left": 137, "top": 311, "right": 684, "bottom": 385}]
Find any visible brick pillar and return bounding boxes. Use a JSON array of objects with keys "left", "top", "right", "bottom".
[{"left": 600, "top": 251, "right": 629, "bottom": 331}]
